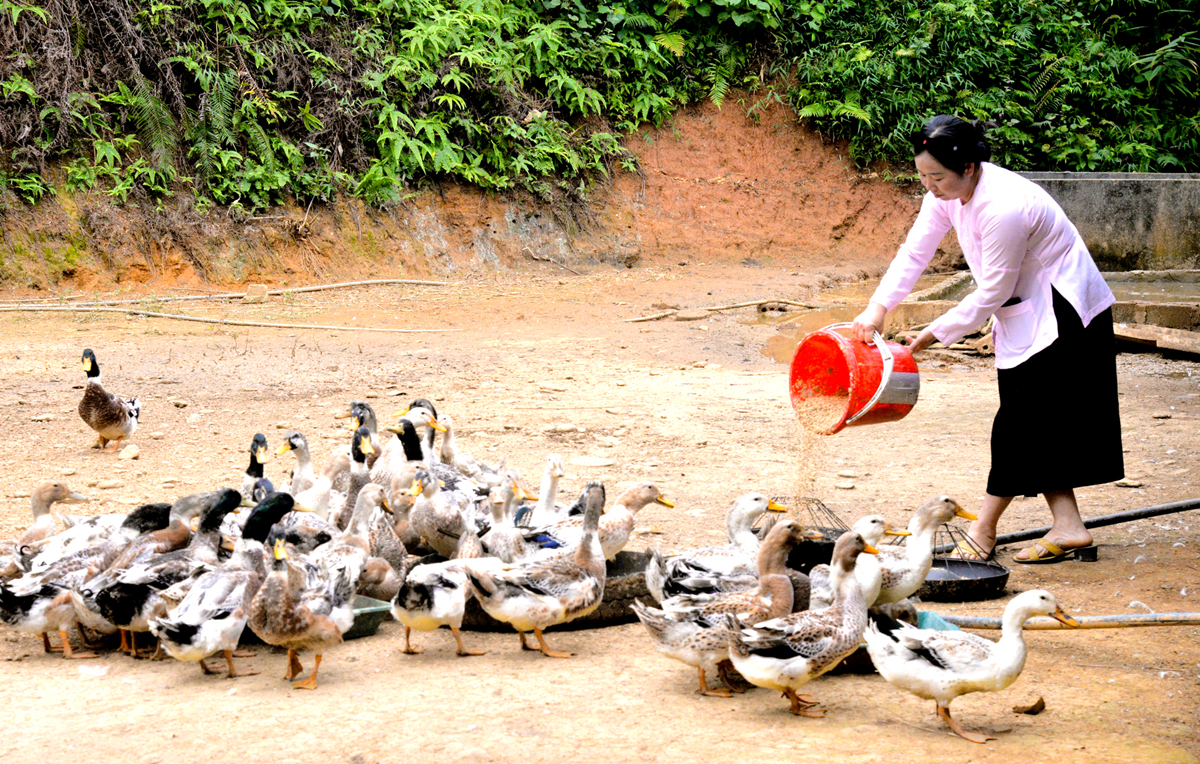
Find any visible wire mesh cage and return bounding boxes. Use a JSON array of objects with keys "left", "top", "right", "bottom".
[{"left": 761, "top": 496, "right": 851, "bottom": 574}]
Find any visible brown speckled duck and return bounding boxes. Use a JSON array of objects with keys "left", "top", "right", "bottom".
[
  {"left": 77, "top": 349, "right": 140, "bottom": 452},
  {"left": 725, "top": 532, "right": 878, "bottom": 718}
]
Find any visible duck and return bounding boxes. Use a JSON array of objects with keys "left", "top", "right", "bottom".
[
  {"left": 526, "top": 482, "right": 673, "bottom": 560},
  {"left": 480, "top": 471, "right": 534, "bottom": 563},
  {"left": 247, "top": 537, "right": 350, "bottom": 690},
  {"left": 293, "top": 452, "right": 351, "bottom": 520},
  {"left": 331, "top": 426, "right": 376, "bottom": 531},
  {"left": 381, "top": 419, "right": 485, "bottom": 499},
  {"left": 334, "top": 400, "right": 381, "bottom": 466},
  {"left": 387, "top": 461, "right": 425, "bottom": 553},
  {"left": 874, "top": 496, "right": 975, "bottom": 605},
  {"left": 865, "top": 589, "right": 1079, "bottom": 743},
  {"left": 394, "top": 398, "right": 441, "bottom": 461},
  {"left": 631, "top": 518, "right": 813, "bottom": 697},
  {"left": 409, "top": 468, "right": 478, "bottom": 558},
  {"left": 390, "top": 499, "right": 495, "bottom": 657},
  {"left": 644, "top": 493, "right": 793, "bottom": 602},
  {"left": 516, "top": 455, "right": 565, "bottom": 528},
  {"left": 465, "top": 482, "right": 606, "bottom": 658},
  {"left": 0, "top": 502, "right": 172, "bottom": 659},
  {"left": 809, "top": 515, "right": 911, "bottom": 609},
  {"left": 725, "top": 531, "right": 878, "bottom": 717},
  {"left": 437, "top": 414, "right": 504, "bottom": 488},
  {"left": 74, "top": 491, "right": 221, "bottom": 656},
  {"left": 93, "top": 489, "right": 244, "bottom": 648},
  {"left": 1, "top": 481, "right": 90, "bottom": 580},
  {"left": 244, "top": 487, "right": 384, "bottom": 690},
  {"left": 77, "top": 348, "right": 141, "bottom": 452},
  {"left": 149, "top": 493, "right": 305, "bottom": 677},
  {"left": 241, "top": 434, "right": 271, "bottom": 501},
  {"left": 276, "top": 431, "right": 316, "bottom": 496}
]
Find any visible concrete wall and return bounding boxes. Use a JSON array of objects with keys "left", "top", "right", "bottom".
[{"left": 1020, "top": 172, "right": 1200, "bottom": 271}]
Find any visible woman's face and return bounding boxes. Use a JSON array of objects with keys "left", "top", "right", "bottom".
[{"left": 915, "top": 151, "right": 978, "bottom": 202}]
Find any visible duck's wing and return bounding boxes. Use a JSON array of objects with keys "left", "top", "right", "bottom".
[{"left": 896, "top": 627, "right": 995, "bottom": 672}]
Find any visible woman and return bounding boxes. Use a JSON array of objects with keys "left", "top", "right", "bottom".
[{"left": 852, "top": 115, "right": 1123, "bottom": 563}]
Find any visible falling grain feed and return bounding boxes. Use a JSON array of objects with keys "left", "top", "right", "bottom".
[{"left": 790, "top": 395, "right": 846, "bottom": 498}]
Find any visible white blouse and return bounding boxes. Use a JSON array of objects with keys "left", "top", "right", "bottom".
[{"left": 870, "top": 162, "right": 1114, "bottom": 368}]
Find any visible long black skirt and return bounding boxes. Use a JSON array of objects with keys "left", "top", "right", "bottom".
[{"left": 987, "top": 288, "right": 1124, "bottom": 497}]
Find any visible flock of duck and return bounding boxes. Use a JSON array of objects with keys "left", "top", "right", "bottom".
[{"left": 0, "top": 348, "right": 1079, "bottom": 743}]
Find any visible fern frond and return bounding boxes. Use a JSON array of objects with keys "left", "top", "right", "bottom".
[
  {"left": 129, "top": 77, "right": 178, "bottom": 170},
  {"left": 653, "top": 32, "right": 686, "bottom": 58}
]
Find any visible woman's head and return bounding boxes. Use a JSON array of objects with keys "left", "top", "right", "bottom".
[
  {"left": 911, "top": 115, "right": 990, "bottom": 201},
  {"left": 910, "top": 115, "right": 990, "bottom": 174}
]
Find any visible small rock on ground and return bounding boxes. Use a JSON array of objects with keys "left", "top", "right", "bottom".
[
  {"left": 118, "top": 445, "right": 140, "bottom": 460},
  {"left": 98, "top": 479, "right": 124, "bottom": 490}
]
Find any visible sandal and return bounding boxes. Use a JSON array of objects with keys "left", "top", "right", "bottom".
[
  {"left": 950, "top": 539, "right": 994, "bottom": 562},
  {"left": 1012, "top": 538, "right": 1096, "bottom": 565}
]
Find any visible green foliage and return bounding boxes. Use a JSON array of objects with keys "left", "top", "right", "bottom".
[
  {"left": 0, "top": 0, "right": 1194, "bottom": 215},
  {"left": 774, "top": 0, "right": 1200, "bottom": 171}
]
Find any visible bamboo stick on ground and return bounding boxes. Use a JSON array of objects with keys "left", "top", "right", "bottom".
[{"left": 941, "top": 612, "right": 1200, "bottom": 630}]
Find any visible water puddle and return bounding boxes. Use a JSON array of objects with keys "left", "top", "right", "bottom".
[
  {"left": 754, "top": 274, "right": 949, "bottom": 364},
  {"left": 1109, "top": 281, "right": 1200, "bottom": 303}
]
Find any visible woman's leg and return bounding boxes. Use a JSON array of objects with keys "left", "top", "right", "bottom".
[
  {"left": 964, "top": 493, "right": 1013, "bottom": 556},
  {"left": 1012, "top": 489, "right": 1094, "bottom": 561}
]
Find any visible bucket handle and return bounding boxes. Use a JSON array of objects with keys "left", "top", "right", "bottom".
[{"left": 822, "top": 323, "right": 894, "bottom": 425}]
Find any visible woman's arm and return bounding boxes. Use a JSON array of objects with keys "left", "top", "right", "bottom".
[{"left": 853, "top": 194, "right": 950, "bottom": 342}]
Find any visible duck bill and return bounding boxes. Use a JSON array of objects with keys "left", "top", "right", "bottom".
[
  {"left": 275, "top": 443, "right": 294, "bottom": 455},
  {"left": 952, "top": 502, "right": 977, "bottom": 521},
  {"left": 333, "top": 409, "right": 353, "bottom": 420},
  {"left": 766, "top": 500, "right": 788, "bottom": 513},
  {"left": 379, "top": 498, "right": 393, "bottom": 515},
  {"left": 344, "top": 417, "right": 361, "bottom": 432},
  {"left": 803, "top": 528, "right": 825, "bottom": 540},
  {"left": 428, "top": 417, "right": 447, "bottom": 433},
  {"left": 384, "top": 426, "right": 403, "bottom": 435},
  {"left": 407, "top": 482, "right": 423, "bottom": 497},
  {"left": 885, "top": 527, "right": 911, "bottom": 537},
  {"left": 273, "top": 539, "right": 288, "bottom": 560},
  {"left": 291, "top": 503, "right": 316, "bottom": 513},
  {"left": 393, "top": 407, "right": 410, "bottom": 418},
  {"left": 360, "top": 440, "right": 376, "bottom": 456},
  {"left": 654, "top": 495, "right": 675, "bottom": 508},
  {"left": 63, "top": 492, "right": 90, "bottom": 504},
  {"left": 1050, "top": 606, "right": 1079, "bottom": 627},
  {"left": 862, "top": 543, "right": 880, "bottom": 555},
  {"left": 255, "top": 446, "right": 271, "bottom": 464}
]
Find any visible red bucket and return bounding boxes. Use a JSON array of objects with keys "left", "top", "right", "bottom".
[{"left": 789, "top": 323, "right": 920, "bottom": 435}]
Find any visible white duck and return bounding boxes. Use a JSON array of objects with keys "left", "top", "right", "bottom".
[
  {"left": 644, "top": 493, "right": 791, "bottom": 602},
  {"left": 518, "top": 455, "right": 564, "bottom": 528},
  {"left": 874, "top": 496, "right": 975, "bottom": 605},
  {"left": 438, "top": 414, "right": 504, "bottom": 488},
  {"left": 276, "top": 431, "right": 316, "bottom": 496},
  {"left": 808, "top": 514, "right": 910, "bottom": 609},
  {"left": 0, "top": 482, "right": 90, "bottom": 580},
  {"left": 391, "top": 497, "right": 494, "bottom": 656},
  {"left": 865, "top": 589, "right": 1078, "bottom": 743},
  {"left": 725, "top": 532, "right": 877, "bottom": 717},
  {"left": 527, "top": 482, "right": 673, "bottom": 560},
  {"left": 465, "top": 482, "right": 607, "bottom": 658},
  {"left": 480, "top": 471, "right": 534, "bottom": 563}
]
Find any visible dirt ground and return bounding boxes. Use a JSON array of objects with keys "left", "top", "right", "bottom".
[{"left": 0, "top": 264, "right": 1198, "bottom": 764}]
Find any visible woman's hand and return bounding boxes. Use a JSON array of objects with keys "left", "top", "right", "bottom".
[
  {"left": 851, "top": 303, "right": 888, "bottom": 343},
  {"left": 906, "top": 328, "right": 937, "bottom": 353}
]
